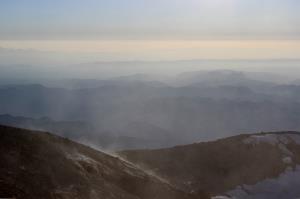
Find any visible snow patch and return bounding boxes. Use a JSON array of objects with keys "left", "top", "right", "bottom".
[
  {"left": 244, "top": 134, "right": 284, "bottom": 146},
  {"left": 66, "top": 152, "right": 97, "bottom": 165},
  {"left": 282, "top": 157, "right": 292, "bottom": 164},
  {"left": 243, "top": 134, "right": 300, "bottom": 146},
  {"left": 225, "top": 165, "right": 300, "bottom": 199},
  {"left": 243, "top": 134, "right": 300, "bottom": 164},
  {"left": 287, "top": 134, "right": 300, "bottom": 145},
  {"left": 212, "top": 196, "right": 232, "bottom": 199}
]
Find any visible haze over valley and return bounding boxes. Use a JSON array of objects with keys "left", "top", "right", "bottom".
[{"left": 1, "top": 0, "right": 300, "bottom": 198}]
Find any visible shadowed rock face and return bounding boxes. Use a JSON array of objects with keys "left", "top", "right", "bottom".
[
  {"left": 0, "top": 125, "right": 201, "bottom": 199},
  {"left": 119, "top": 132, "right": 300, "bottom": 198}
]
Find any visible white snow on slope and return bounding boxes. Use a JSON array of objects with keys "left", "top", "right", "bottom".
[
  {"left": 213, "top": 134, "right": 300, "bottom": 199},
  {"left": 243, "top": 133, "right": 300, "bottom": 165},
  {"left": 243, "top": 134, "right": 300, "bottom": 146},
  {"left": 66, "top": 152, "right": 97, "bottom": 164},
  {"left": 212, "top": 196, "right": 232, "bottom": 199},
  {"left": 224, "top": 166, "right": 300, "bottom": 199}
]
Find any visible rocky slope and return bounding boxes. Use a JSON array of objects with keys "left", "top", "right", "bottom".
[
  {"left": 0, "top": 125, "right": 199, "bottom": 199},
  {"left": 120, "top": 132, "right": 300, "bottom": 198}
]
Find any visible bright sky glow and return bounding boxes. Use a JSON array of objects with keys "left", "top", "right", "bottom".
[
  {"left": 0, "top": 0, "right": 299, "bottom": 40},
  {"left": 0, "top": 0, "right": 299, "bottom": 60}
]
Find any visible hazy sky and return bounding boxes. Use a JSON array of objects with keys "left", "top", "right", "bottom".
[
  {"left": 0, "top": 0, "right": 299, "bottom": 40},
  {"left": 0, "top": 0, "right": 299, "bottom": 62}
]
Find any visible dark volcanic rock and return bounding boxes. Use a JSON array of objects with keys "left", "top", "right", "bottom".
[
  {"left": 120, "top": 132, "right": 300, "bottom": 197},
  {"left": 0, "top": 125, "right": 199, "bottom": 199}
]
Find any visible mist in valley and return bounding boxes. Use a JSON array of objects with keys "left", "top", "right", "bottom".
[
  {"left": 1, "top": 62, "right": 300, "bottom": 150},
  {"left": 1, "top": 0, "right": 300, "bottom": 198}
]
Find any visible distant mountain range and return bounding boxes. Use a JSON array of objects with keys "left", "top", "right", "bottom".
[{"left": 1, "top": 70, "right": 300, "bottom": 147}]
